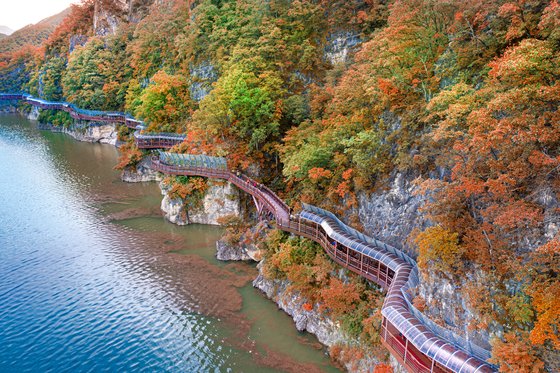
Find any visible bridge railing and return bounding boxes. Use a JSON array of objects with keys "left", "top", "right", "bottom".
[
  {"left": 260, "top": 183, "right": 290, "bottom": 214},
  {"left": 150, "top": 158, "right": 289, "bottom": 223},
  {"left": 0, "top": 93, "right": 144, "bottom": 126}
]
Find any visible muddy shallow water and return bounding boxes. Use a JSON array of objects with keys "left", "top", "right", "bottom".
[{"left": 0, "top": 114, "right": 339, "bottom": 372}]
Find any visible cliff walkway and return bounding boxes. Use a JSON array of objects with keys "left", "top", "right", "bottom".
[
  {"left": 0, "top": 93, "right": 185, "bottom": 149},
  {"left": 151, "top": 152, "right": 495, "bottom": 373},
  {"left": 0, "top": 93, "right": 496, "bottom": 373}
]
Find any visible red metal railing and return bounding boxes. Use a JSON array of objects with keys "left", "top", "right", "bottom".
[{"left": 136, "top": 137, "right": 184, "bottom": 149}]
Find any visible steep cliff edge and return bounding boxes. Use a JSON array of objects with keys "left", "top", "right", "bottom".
[
  {"left": 252, "top": 265, "right": 384, "bottom": 373},
  {"left": 93, "top": 0, "right": 154, "bottom": 35}
]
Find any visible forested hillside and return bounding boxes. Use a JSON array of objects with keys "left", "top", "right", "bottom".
[
  {"left": 0, "top": 8, "right": 70, "bottom": 92},
  {"left": 1, "top": 1, "right": 558, "bottom": 371}
]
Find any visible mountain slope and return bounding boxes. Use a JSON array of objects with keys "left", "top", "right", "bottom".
[{"left": 0, "top": 9, "right": 70, "bottom": 54}]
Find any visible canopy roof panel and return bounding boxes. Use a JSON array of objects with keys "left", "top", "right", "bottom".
[{"left": 158, "top": 151, "right": 227, "bottom": 170}]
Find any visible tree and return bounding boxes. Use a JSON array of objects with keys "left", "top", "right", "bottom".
[
  {"left": 62, "top": 34, "right": 133, "bottom": 110},
  {"left": 134, "top": 70, "right": 191, "bottom": 132},
  {"left": 414, "top": 225, "right": 465, "bottom": 274},
  {"left": 490, "top": 332, "right": 545, "bottom": 372},
  {"left": 320, "top": 277, "right": 361, "bottom": 319}
]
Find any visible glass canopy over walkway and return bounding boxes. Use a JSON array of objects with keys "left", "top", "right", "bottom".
[
  {"left": 157, "top": 151, "right": 227, "bottom": 170},
  {"left": 298, "top": 205, "right": 494, "bottom": 373}
]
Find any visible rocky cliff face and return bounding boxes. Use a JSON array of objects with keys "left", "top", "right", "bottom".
[
  {"left": 357, "top": 171, "right": 427, "bottom": 258},
  {"left": 93, "top": 0, "right": 154, "bottom": 36},
  {"left": 216, "top": 236, "right": 263, "bottom": 261},
  {"left": 253, "top": 262, "right": 381, "bottom": 373},
  {"left": 62, "top": 122, "right": 117, "bottom": 144},
  {"left": 189, "top": 62, "right": 217, "bottom": 102},
  {"left": 324, "top": 31, "right": 362, "bottom": 65},
  {"left": 160, "top": 179, "right": 242, "bottom": 226},
  {"left": 215, "top": 221, "right": 267, "bottom": 261},
  {"left": 94, "top": 0, "right": 127, "bottom": 36},
  {"left": 357, "top": 170, "right": 494, "bottom": 357},
  {"left": 25, "top": 106, "right": 40, "bottom": 120}
]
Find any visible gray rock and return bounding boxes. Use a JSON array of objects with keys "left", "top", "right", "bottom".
[
  {"left": 216, "top": 240, "right": 253, "bottom": 261},
  {"left": 63, "top": 123, "right": 117, "bottom": 145},
  {"left": 69, "top": 35, "right": 88, "bottom": 53},
  {"left": 35, "top": 120, "right": 117, "bottom": 145},
  {"left": 160, "top": 179, "right": 242, "bottom": 226},
  {"left": 253, "top": 261, "right": 383, "bottom": 372},
  {"left": 189, "top": 62, "right": 217, "bottom": 101},
  {"left": 27, "top": 106, "right": 40, "bottom": 120},
  {"left": 324, "top": 31, "right": 361, "bottom": 65},
  {"left": 253, "top": 264, "right": 344, "bottom": 346},
  {"left": 358, "top": 171, "right": 427, "bottom": 257},
  {"left": 121, "top": 158, "right": 162, "bottom": 183},
  {"left": 94, "top": 0, "right": 126, "bottom": 36}
]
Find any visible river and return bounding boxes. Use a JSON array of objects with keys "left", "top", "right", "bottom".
[{"left": 0, "top": 114, "right": 339, "bottom": 372}]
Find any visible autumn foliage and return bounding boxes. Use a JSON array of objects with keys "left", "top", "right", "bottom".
[
  {"left": 261, "top": 230, "right": 385, "bottom": 353},
  {"left": 1, "top": 0, "right": 559, "bottom": 370}
]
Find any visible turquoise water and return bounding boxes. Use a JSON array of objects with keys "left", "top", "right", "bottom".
[{"left": 0, "top": 114, "right": 339, "bottom": 372}]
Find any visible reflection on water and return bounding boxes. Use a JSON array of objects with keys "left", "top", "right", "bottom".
[{"left": 0, "top": 114, "right": 339, "bottom": 372}]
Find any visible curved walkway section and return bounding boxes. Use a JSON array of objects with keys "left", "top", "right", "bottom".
[
  {"left": 151, "top": 151, "right": 496, "bottom": 373},
  {"left": 152, "top": 153, "right": 290, "bottom": 222},
  {"left": 0, "top": 93, "right": 496, "bottom": 373},
  {"left": 297, "top": 207, "right": 493, "bottom": 373}
]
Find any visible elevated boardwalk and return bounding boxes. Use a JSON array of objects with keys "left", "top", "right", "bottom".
[
  {"left": 151, "top": 152, "right": 496, "bottom": 373},
  {"left": 134, "top": 132, "right": 186, "bottom": 149},
  {"left": 0, "top": 93, "right": 496, "bottom": 373},
  {"left": 0, "top": 93, "right": 185, "bottom": 149}
]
